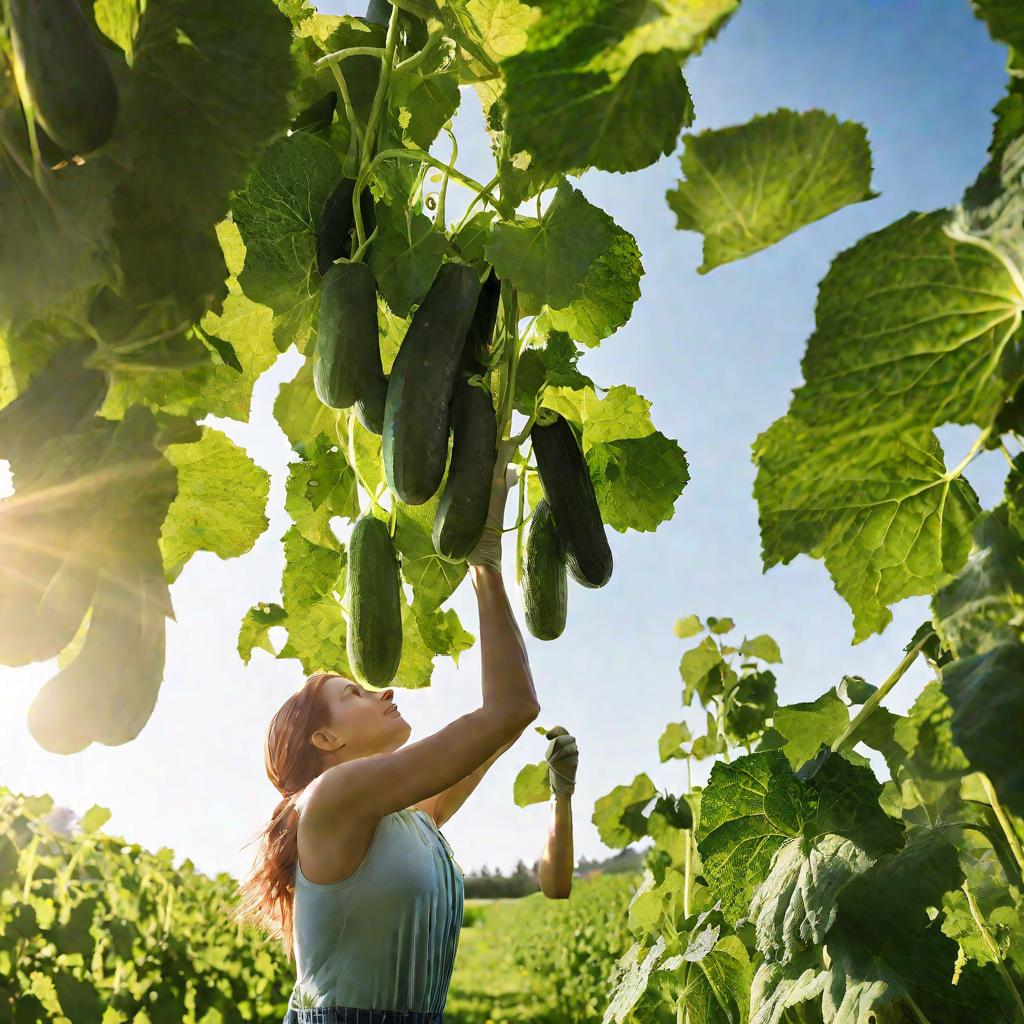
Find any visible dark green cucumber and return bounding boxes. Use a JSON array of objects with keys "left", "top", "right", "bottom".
[
  {"left": 355, "top": 373, "right": 389, "bottom": 435},
  {"left": 530, "top": 413, "right": 613, "bottom": 588},
  {"left": 316, "top": 179, "right": 377, "bottom": 276},
  {"left": 7, "top": 0, "right": 119, "bottom": 154},
  {"left": 522, "top": 496, "right": 568, "bottom": 641},
  {"left": 346, "top": 514, "right": 402, "bottom": 685},
  {"left": 432, "top": 378, "right": 498, "bottom": 559},
  {"left": 383, "top": 262, "right": 483, "bottom": 505},
  {"left": 291, "top": 90, "right": 337, "bottom": 135},
  {"left": 459, "top": 268, "right": 501, "bottom": 374},
  {"left": 314, "top": 261, "right": 386, "bottom": 411}
]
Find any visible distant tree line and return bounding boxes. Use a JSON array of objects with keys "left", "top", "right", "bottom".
[{"left": 463, "top": 844, "right": 648, "bottom": 898}]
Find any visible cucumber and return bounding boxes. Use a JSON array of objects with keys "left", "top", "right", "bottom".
[
  {"left": 460, "top": 268, "right": 501, "bottom": 374},
  {"left": 316, "top": 178, "right": 377, "bottom": 276},
  {"left": 291, "top": 91, "right": 337, "bottom": 135},
  {"left": 530, "top": 413, "right": 613, "bottom": 588},
  {"left": 313, "top": 261, "right": 386, "bottom": 411},
  {"left": 355, "top": 373, "right": 389, "bottom": 435},
  {"left": 522, "top": 496, "right": 568, "bottom": 640},
  {"left": 7, "top": 0, "right": 119, "bottom": 154},
  {"left": 346, "top": 514, "right": 403, "bottom": 686},
  {"left": 383, "top": 262, "right": 482, "bottom": 505},
  {"left": 432, "top": 378, "right": 498, "bottom": 559}
]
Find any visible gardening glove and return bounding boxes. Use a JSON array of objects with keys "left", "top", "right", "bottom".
[
  {"left": 545, "top": 725, "right": 578, "bottom": 797},
  {"left": 466, "top": 441, "right": 518, "bottom": 571}
]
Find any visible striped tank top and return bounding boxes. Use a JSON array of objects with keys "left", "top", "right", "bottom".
[{"left": 288, "top": 805, "right": 465, "bottom": 1013}]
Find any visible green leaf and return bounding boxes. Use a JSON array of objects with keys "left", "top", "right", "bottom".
[
  {"left": 738, "top": 634, "right": 782, "bottom": 663},
  {"left": 95, "top": 0, "right": 142, "bottom": 59},
  {"left": 695, "top": 750, "right": 903, "bottom": 926},
  {"left": 724, "top": 669, "right": 778, "bottom": 745},
  {"left": 603, "top": 937, "right": 671, "bottom": 1024},
  {"left": 412, "top": 603, "right": 475, "bottom": 666},
  {"left": 274, "top": 354, "right": 341, "bottom": 450},
  {"left": 674, "top": 614, "right": 703, "bottom": 638},
  {"left": 388, "top": 52, "right": 460, "bottom": 150},
  {"left": 706, "top": 616, "right": 734, "bottom": 635},
  {"left": 592, "top": 773, "right": 657, "bottom": 848},
  {"left": 658, "top": 721, "right": 692, "bottom": 762},
  {"left": 513, "top": 330, "right": 594, "bottom": 414},
  {"left": 513, "top": 760, "right": 551, "bottom": 806},
  {"left": 753, "top": 416, "right": 982, "bottom": 644},
  {"left": 679, "top": 635, "right": 725, "bottom": 705},
  {"left": 772, "top": 689, "right": 850, "bottom": 771},
  {"left": 276, "top": 526, "right": 348, "bottom": 675},
  {"left": 232, "top": 133, "right": 342, "bottom": 353},
  {"left": 238, "top": 601, "right": 287, "bottom": 664},
  {"left": 587, "top": 432, "right": 690, "bottom": 534},
  {"left": 450, "top": 210, "right": 496, "bottom": 270},
  {"left": 654, "top": 926, "right": 751, "bottom": 1024},
  {"left": 932, "top": 502, "right": 1024, "bottom": 661},
  {"left": 159, "top": 427, "right": 270, "bottom": 583},
  {"left": 823, "top": 830, "right": 1006, "bottom": 1023},
  {"left": 534, "top": 219, "right": 643, "bottom": 346},
  {"left": 284, "top": 432, "right": 360, "bottom": 550},
  {"left": 368, "top": 202, "right": 452, "bottom": 317},
  {"left": 542, "top": 383, "right": 656, "bottom": 447},
  {"left": 666, "top": 109, "right": 878, "bottom": 273},
  {"left": 0, "top": 138, "right": 116, "bottom": 334},
  {"left": 499, "top": 0, "right": 736, "bottom": 176},
  {"left": 942, "top": 641, "right": 1024, "bottom": 817},
  {"left": 894, "top": 681, "right": 970, "bottom": 781},
  {"left": 485, "top": 181, "right": 613, "bottom": 310},
  {"left": 791, "top": 210, "right": 1024, "bottom": 436},
  {"left": 110, "top": 0, "right": 293, "bottom": 319}
]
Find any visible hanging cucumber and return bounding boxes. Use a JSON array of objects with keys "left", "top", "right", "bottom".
[
  {"left": 346, "top": 514, "right": 402, "bottom": 686},
  {"left": 383, "top": 262, "right": 482, "bottom": 505},
  {"left": 313, "top": 261, "right": 387, "bottom": 412},
  {"left": 355, "top": 373, "right": 389, "bottom": 436},
  {"left": 6, "top": 0, "right": 119, "bottom": 154},
  {"left": 432, "top": 378, "right": 498, "bottom": 560},
  {"left": 459, "top": 268, "right": 501, "bottom": 374},
  {"left": 523, "top": 496, "right": 568, "bottom": 640},
  {"left": 290, "top": 91, "right": 337, "bottom": 135},
  {"left": 531, "top": 413, "right": 613, "bottom": 588},
  {"left": 316, "top": 179, "right": 377, "bottom": 276}
]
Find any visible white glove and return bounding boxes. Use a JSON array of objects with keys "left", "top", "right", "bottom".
[
  {"left": 466, "top": 446, "right": 518, "bottom": 570},
  {"left": 545, "top": 726, "right": 578, "bottom": 797}
]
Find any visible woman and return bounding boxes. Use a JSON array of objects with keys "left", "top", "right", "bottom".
[{"left": 234, "top": 460, "right": 580, "bottom": 1023}]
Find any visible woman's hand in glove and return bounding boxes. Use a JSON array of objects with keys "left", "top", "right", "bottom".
[
  {"left": 545, "top": 725, "right": 578, "bottom": 797},
  {"left": 466, "top": 437, "right": 519, "bottom": 571}
]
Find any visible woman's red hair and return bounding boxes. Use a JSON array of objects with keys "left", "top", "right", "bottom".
[{"left": 232, "top": 670, "right": 341, "bottom": 961}]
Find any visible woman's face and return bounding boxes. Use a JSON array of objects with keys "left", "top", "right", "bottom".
[{"left": 312, "top": 674, "right": 411, "bottom": 765}]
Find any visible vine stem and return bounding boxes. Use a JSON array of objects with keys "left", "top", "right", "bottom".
[
  {"left": 452, "top": 173, "right": 499, "bottom": 234},
  {"left": 946, "top": 424, "right": 994, "bottom": 480},
  {"left": 314, "top": 45, "right": 386, "bottom": 67},
  {"left": 351, "top": 3, "right": 401, "bottom": 250},
  {"left": 394, "top": 31, "right": 444, "bottom": 74},
  {"left": 962, "top": 880, "right": 1024, "bottom": 1017},
  {"left": 357, "top": 147, "right": 491, "bottom": 206},
  {"left": 436, "top": 129, "right": 457, "bottom": 228},
  {"left": 999, "top": 441, "right": 1016, "bottom": 468},
  {"left": 326, "top": 61, "right": 362, "bottom": 160},
  {"left": 834, "top": 630, "right": 930, "bottom": 749},
  {"left": 979, "top": 773, "right": 1024, "bottom": 875},
  {"left": 905, "top": 998, "right": 933, "bottom": 1024},
  {"left": 514, "top": 460, "right": 527, "bottom": 585}
]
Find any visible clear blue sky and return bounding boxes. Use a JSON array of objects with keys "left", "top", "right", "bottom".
[{"left": 0, "top": 0, "right": 1010, "bottom": 881}]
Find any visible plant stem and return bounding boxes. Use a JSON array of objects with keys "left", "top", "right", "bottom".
[
  {"left": 683, "top": 827, "right": 693, "bottom": 918},
  {"left": 452, "top": 173, "right": 499, "bottom": 234},
  {"left": 394, "top": 31, "right": 445, "bottom": 74},
  {"left": 980, "top": 773, "right": 1024, "bottom": 875},
  {"left": 327, "top": 62, "right": 363, "bottom": 160},
  {"left": 946, "top": 425, "right": 993, "bottom": 480},
  {"left": 358, "top": 147, "right": 490, "bottom": 202},
  {"left": 352, "top": 4, "right": 401, "bottom": 249},
  {"left": 835, "top": 630, "right": 930, "bottom": 749},
  {"left": 999, "top": 441, "right": 1016, "bottom": 468},
  {"left": 515, "top": 462, "right": 526, "bottom": 586},
  {"left": 436, "top": 129, "right": 457, "bottom": 228},
  {"left": 315, "top": 45, "right": 387, "bottom": 68},
  {"left": 962, "top": 880, "right": 1024, "bottom": 1018}
]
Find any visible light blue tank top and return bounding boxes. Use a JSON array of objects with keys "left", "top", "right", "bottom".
[{"left": 289, "top": 807, "right": 465, "bottom": 1013}]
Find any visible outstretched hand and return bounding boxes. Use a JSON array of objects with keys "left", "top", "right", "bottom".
[
  {"left": 466, "top": 440, "right": 519, "bottom": 571},
  {"left": 545, "top": 725, "right": 578, "bottom": 797}
]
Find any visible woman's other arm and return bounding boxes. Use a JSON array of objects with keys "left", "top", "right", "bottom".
[{"left": 538, "top": 791, "right": 573, "bottom": 898}]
